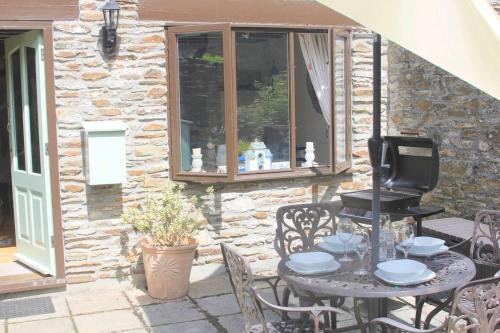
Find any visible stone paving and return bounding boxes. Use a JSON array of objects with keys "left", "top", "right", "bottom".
[{"left": 0, "top": 268, "right": 447, "bottom": 333}]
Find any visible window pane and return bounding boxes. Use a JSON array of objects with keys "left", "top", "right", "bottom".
[
  {"left": 11, "top": 49, "right": 26, "bottom": 171},
  {"left": 295, "top": 33, "right": 330, "bottom": 167},
  {"left": 236, "top": 31, "right": 290, "bottom": 173},
  {"left": 335, "top": 36, "right": 347, "bottom": 164},
  {"left": 26, "top": 47, "right": 41, "bottom": 174},
  {"left": 177, "top": 32, "right": 226, "bottom": 173}
]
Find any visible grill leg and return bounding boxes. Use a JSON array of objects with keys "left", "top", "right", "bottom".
[{"left": 415, "top": 216, "right": 422, "bottom": 236}]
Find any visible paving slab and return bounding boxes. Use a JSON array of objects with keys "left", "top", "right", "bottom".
[
  {"left": 151, "top": 319, "right": 218, "bottom": 333},
  {"left": 124, "top": 288, "right": 167, "bottom": 307},
  {"left": 189, "top": 275, "right": 233, "bottom": 299},
  {"left": 66, "top": 290, "right": 131, "bottom": 315},
  {"left": 138, "top": 299, "right": 205, "bottom": 327},
  {"left": 118, "top": 329, "right": 149, "bottom": 333},
  {"left": 7, "top": 295, "right": 70, "bottom": 323},
  {"left": 196, "top": 293, "right": 240, "bottom": 316},
  {"left": 389, "top": 300, "right": 447, "bottom": 328},
  {"left": 8, "top": 317, "right": 75, "bottom": 333},
  {"left": 0, "top": 321, "right": 4, "bottom": 333},
  {"left": 73, "top": 309, "right": 144, "bottom": 333},
  {"left": 190, "top": 263, "right": 226, "bottom": 283},
  {"left": 219, "top": 313, "right": 245, "bottom": 333}
]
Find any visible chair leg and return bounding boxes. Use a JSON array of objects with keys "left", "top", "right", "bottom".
[
  {"left": 282, "top": 287, "right": 291, "bottom": 306},
  {"left": 424, "top": 293, "right": 454, "bottom": 329},
  {"left": 329, "top": 298, "right": 338, "bottom": 330},
  {"left": 281, "top": 287, "right": 291, "bottom": 320},
  {"left": 270, "top": 278, "right": 281, "bottom": 306},
  {"left": 335, "top": 296, "right": 346, "bottom": 307},
  {"left": 354, "top": 298, "right": 368, "bottom": 333},
  {"left": 415, "top": 296, "right": 426, "bottom": 328}
]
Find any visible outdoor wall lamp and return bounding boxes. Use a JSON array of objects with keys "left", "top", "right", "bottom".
[{"left": 101, "top": 0, "right": 120, "bottom": 54}]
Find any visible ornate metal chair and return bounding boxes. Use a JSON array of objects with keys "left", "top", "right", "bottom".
[
  {"left": 275, "top": 202, "right": 337, "bottom": 257},
  {"left": 221, "top": 202, "right": 340, "bottom": 309},
  {"left": 275, "top": 203, "right": 345, "bottom": 327},
  {"left": 372, "top": 276, "right": 500, "bottom": 333},
  {"left": 221, "top": 242, "right": 349, "bottom": 333},
  {"left": 415, "top": 210, "right": 500, "bottom": 328}
]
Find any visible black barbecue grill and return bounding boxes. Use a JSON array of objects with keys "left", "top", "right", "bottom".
[{"left": 340, "top": 136, "right": 444, "bottom": 235}]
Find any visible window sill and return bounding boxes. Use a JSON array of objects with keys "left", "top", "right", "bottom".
[{"left": 172, "top": 165, "right": 352, "bottom": 184}]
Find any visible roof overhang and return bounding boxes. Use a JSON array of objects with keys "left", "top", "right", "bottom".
[{"left": 140, "top": 0, "right": 360, "bottom": 27}]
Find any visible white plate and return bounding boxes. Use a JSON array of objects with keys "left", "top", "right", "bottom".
[
  {"left": 289, "top": 251, "right": 335, "bottom": 271},
  {"left": 412, "top": 237, "right": 446, "bottom": 253},
  {"left": 377, "top": 259, "right": 427, "bottom": 280},
  {"left": 285, "top": 259, "right": 341, "bottom": 275},
  {"left": 318, "top": 241, "right": 356, "bottom": 254},
  {"left": 375, "top": 268, "right": 436, "bottom": 286},
  {"left": 396, "top": 244, "right": 449, "bottom": 257}
]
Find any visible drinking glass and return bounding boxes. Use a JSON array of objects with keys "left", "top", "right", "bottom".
[
  {"left": 380, "top": 213, "right": 391, "bottom": 227},
  {"left": 399, "top": 223, "right": 415, "bottom": 259},
  {"left": 338, "top": 218, "right": 354, "bottom": 263},
  {"left": 354, "top": 229, "right": 370, "bottom": 275}
]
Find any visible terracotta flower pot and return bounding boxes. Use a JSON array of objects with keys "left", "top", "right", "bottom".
[{"left": 140, "top": 239, "right": 198, "bottom": 300}]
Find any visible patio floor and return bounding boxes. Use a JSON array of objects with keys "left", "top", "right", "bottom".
[{"left": 0, "top": 264, "right": 447, "bottom": 333}]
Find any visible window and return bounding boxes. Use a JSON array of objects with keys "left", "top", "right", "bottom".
[
  {"left": 334, "top": 32, "right": 351, "bottom": 172},
  {"left": 177, "top": 32, "right": 226, "bottom": 174},
  {"left": 236, "top": 31, "right": 290, "bottom": 173},
  {"left": 168, "top": 25, "right": 352, "bottom": 182}
]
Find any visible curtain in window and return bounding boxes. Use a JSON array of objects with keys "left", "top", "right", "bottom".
[{"left": 298, "top": 33, "right": 331, "bottom": 126}]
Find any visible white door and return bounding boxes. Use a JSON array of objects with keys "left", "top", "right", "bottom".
[{"left": 5, "top": 30, "right": 55, "bottom": 276}]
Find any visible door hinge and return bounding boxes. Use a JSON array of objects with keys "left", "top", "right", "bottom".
[
  {"left": 41, "top": 49, "right": 45, "bottom": 62},
  {"left": 50, "top": 235, "right": 55, "bottom": 248},
  {"left": 45, "top": 143, "right": 49, "bottom": 156}
]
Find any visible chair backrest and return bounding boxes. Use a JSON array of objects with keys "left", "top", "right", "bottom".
[
  {"left": 469, "top": 210, "right": 500, "bottom": 278},
  {"left": 448, "top": 276, "right": 500, "bottom": 333},
  {"left": 275, "top": 202, "right": 337, "bottom": 258},
  {"left": 220, "top": 243, "right": 268, "bottom": 333}
]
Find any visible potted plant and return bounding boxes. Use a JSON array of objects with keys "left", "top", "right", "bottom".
[{"left": 122, "top": 182, "right": 212, "bottom": 300}]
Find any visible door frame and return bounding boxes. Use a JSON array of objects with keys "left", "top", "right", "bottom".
[{"left": 0, "top": 21, "right": 65, "bottom": 289}]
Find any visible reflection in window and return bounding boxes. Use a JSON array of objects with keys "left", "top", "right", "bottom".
[
  {"left": 26, "top": 47, "right": 41, "bottom": 174},
  {"left": 11, "top": 49, "right": 26, "bottom": 171},
  {"left": 236, "top": 31, "right": 290, "bottom": 173},
  {"left": 177, "top": 32, "right": 226, "bottom": 173},
  {"left": 335, "top": 36, "right": 347, "bottom": 164}
]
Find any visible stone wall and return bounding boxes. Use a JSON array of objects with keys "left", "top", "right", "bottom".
[
  {"left": 54, "top": 0, "right": 169, "bottom": 282},
  {"left": 387, "top": 4, "right": 499, "bottom": 218},
  {"left": 53, "top": 0, "right": 385, "bottom": 283}
]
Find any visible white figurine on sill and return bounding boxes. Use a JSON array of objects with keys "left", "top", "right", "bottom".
[
  {"left": 303, "top": 141, "right": 315, "bottom": 167},
  {"left": 191, "top": 148, "right": 203, "bottom": 172}
]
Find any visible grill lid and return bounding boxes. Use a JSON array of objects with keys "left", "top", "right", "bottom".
[{"left": 381, "top": 136, "right": 439, "bottom": 193}]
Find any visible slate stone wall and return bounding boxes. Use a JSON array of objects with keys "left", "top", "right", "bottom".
[{"left": 386, "top": 1, "right": 499, "bottom": 218}]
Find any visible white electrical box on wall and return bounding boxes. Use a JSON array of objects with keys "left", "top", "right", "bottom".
[{"left": 83, "top": 121, "right": 127, "bottom": 186}]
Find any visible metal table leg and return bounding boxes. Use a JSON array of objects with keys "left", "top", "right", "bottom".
[{"left": 367, "top": 298, "right": 388, "bottom": 333}]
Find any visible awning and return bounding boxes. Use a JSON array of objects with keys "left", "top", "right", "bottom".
[{"left": 317, "top": 0, "right": 500, "bottom": 100}]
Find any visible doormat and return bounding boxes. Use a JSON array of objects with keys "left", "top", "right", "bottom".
[{"left": 0, "top": 296, "right": 55, "bottom": 319}]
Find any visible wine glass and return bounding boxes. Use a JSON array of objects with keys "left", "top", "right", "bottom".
[
  {"left": 399, "top": 223, "right": 415, "bottom": 259},
  {"left": 380, "top": 213, "right": 391, "bottom": 227},
  {"left": 338, "top": 218, "right": 354, "bottom": 263},
  {"left": 354, "top": 229, "right": 370, "bottom": 275}
]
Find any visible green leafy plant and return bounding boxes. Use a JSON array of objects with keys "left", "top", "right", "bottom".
[
  {"left": 122, "top": 182, "right": 213, "bottom": 247},
  {"left": 198, "top": 53, "right": 224, "bottom": 64},
  {"left": 238, "top": 72, "right": 289, "bottom": 139}
]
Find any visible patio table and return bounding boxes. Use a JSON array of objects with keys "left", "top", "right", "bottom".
[{"left": 277, "top": 251, "right": 476, "bottom": 333}]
